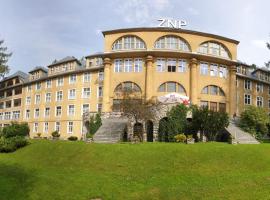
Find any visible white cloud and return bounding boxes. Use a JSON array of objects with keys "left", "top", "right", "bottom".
[{"left": 114, "top": 0, "right": 171, "bottom": 24}]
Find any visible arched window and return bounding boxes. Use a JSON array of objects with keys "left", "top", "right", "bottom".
[
  {"left": 201, "top": 85, "right": 225, "bottom": 96},
  {"left": 154, "top": 35, "right": 191, "bottom": 52},
  {"left": 114, "top": 82, "right": 142, "bottom": 94},
  {"left": 198, "top": 41, "right": 231, "bottom": 59},
  {"left": 158, "top": 82, "right": 186, "bottom": 95},
  {"left": 112, "top": 36, "right": 146, "bottom": 50}
]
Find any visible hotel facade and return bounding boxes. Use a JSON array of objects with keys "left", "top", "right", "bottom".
[{"left": 0, "top": 27, "right": 269, "bottom": 139}]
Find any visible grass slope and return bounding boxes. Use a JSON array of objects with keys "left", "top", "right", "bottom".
[{"left": 1, "top": 140, "right": 270, "bottom": 200}]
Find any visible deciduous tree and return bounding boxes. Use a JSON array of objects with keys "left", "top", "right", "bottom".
[{"left": 0, "top": 40, "right": 12, "bottom": 80}]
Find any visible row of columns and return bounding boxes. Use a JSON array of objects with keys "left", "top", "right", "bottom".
[{"left": 101, "top": 56, "right": 237, "bottom": 117}]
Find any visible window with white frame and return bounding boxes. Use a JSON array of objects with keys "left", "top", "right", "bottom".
[
  {"left": 134, "top": 58, "right": 143, "bottom": 72},
  {"left": 256, "top": 83, "right": 263, "bottom": 93},
  {"left": 68, "top": 89, "right": 76, "bottom": 99},
  {"left": 219, "top": 65, "right": 228, "bottom": 78},
  {"left": 25, "top": 110, "right": 30, "bottom": 119},
  {"left": 210, "top": 64, "right": 218, "bottom": 76},
  {"left": 200, "top": 62, "right": 208, "bottom": 75},
  {"left": 5, "top": 112, "right": 11, "bottom": 120},
  {"left": 45, "top": 107, "right": 50, "bottom": 117},
  {"left": 44, "top": 122, "right": 49, "bottom": 133},
  {"left": 56, "top": 106, "right": 62, "bottom": 116},
  {"left": 244, "top": 94, "right": 251, "bottom": 105},
  {"left": 244, "top": 80, "right": 251, "bottom": 90},
  {"left": 12, "top": 111, "right": 20, "bottom": 120},
  {"left": 55, "top": 122, "right": 60, "bottom": 133},
  {"left": 178, "top": 60, "right": 186, "bottom": 72},
  {"left": 156, "top": 58, "right": 166, "bottom": 72},
  {"left": 46, "top": 79, "right": 52, "bottom": 88},
  {"left": 82, "top": 104, "right": 90, "bottom": 114},
  {"left": 257, "top": 96, "right": 263, "bottom": 107},
  {"left": 69, "top": 74, "right": 77, "bottom": 84},
  {"left": 35, "top": 108, "right": 40, "bottom": 118},
  {"left": 36, "top": 82, "right": 41, "bottom": 90},
  {"left": 98, "top": 70, "right": 104, "bottom": 81},
  {"left": 167, "top": 59, "right": 177, "bottom": 72},
  {"left": 98, "top": 86, "right": 103, "bottom": 97},
  {"left": 34, "top": 123, "right": 38, "bottom": 133},
  {"left": 82, "top": 88, "right": 91, "bottom": 98},
  {"left": 114, "top": 59, "right": 122, "bottom": 72},
  {"left": 45, "top": 93, "right": 51, "bottom": 102},
  {"left": 68, "top": 105, "right": 75, "bottom": 116},
  {"left": 57, "top": 77, "right": 64, "bottom": 86},
  {"left": 68, "top": 121, "right": 74, "bottom": 134},
  {"left": 97, "top": 104, "right": 102, "bottom": 113},
  {"left": 0, "top": 113, "right": 3, "bottom": 120},
  {"left": 35, "top": 94, "right": 41, "bottom": 104},
  {"left": 112, "top": 36, "right": 146, "bottom": 50},
  {"left": 83, "top": 72, "right": 91, "bottom": 82},
  {"left": 26, "top": 96, "right": 31, "bottom": 105},
  {"left": 56, "top": 91, "right": 63, "bottom": 101},
  {"left": 124, "top": 59, "right": 133, "bottom": 72},
  {"left": 27, "top": 85, "right": 32, "bottom": 92}
]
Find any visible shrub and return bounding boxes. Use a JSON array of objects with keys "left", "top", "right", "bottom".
[
  {"left": 51, "top": 131, "right": 60, "bottom": 138},
  {"left": 0, "top": 136, "right": 28, "bottom": 153},
  {"left": 88, "top": 113, "right": 102, "bottom": 135},
  {"left": 37, "top": 133, "right": 42, "bottom": 137},
  {"left": 68, "top": 136, "right": 78, "bottom": 141},
  {"left": 86, "top": 133, "right": 94, "bottom": 138},
  {"left": 174, "top": 134, "right": 186, "bottom": 143},
  {"left": 2, "top": 122, "right": 29, "bottom": 138}
]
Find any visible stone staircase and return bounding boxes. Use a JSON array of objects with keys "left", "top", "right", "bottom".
[
  {"left": 225, "top": 121, "right": 260, "bottom": 144},
  {"left": 93, "top": 117, "right": 128, "bottom": 143}
]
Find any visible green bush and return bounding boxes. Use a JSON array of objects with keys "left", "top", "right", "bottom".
[
  {"left": 88, "top": 113, "right": 102, "bottom": 135},
  {"left": 0, "top": 136, "right": 28, "bottom": 153},
  {"left": 174, "top": 134, "right": 186, "bottom": 143},
  {"left": 51, "top": 131, "right": 60, "bottom": 138},
  {"left": 86, "top": 133, "right": 94, "bottom": 138},
  {"left": 68, "top": 136, "right": 78, "bottom": 141},
  {"left": 2, "top": 122, "right": 29, "bottom": 138}
]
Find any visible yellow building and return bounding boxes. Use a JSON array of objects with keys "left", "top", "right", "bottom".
[{"left": 0, "top": 27, "right": 268, "bottom": 139}]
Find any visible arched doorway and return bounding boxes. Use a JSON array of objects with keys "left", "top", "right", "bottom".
[
  {"left": 158, "top": 117, "right": 169, "bottom": 142},
  {"left": 133, "top": 122, "right": 143, "bottom": 141},
  {"left": 146, "top": 120, "right": 153, "bottom": 142}
]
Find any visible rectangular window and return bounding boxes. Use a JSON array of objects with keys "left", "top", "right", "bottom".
[
  {"left": 114, "top": 59, "right": 122, "bottom": 72},
  {"left": 46, "top": 79, "right": 52, "bottom": 88},
  {"left": 82, "top": 104, "right": 90, "bottom": 114},
  {"left": 69, "top": 74, "right": 77, "bottom": 84},
  {"left": 56, "top": 106, "right": 62, "bottom": 116},
  {"left": 244, "top": 80, "right": 251, "bottom": 90},
  {"left": 256, "top": 83, "right": 263, "bottom": 93},
  {"left": 4, "top": 112, "right": 11, "bottom": 120},
  {"left": 167, "top": 59, "right": 176, "bottom": 72},
  {"left": 68, "top": 105, "right": 75, "bottom": 116},
  {"left": 56, "top": 91, "right": 63, "bottom": 101},
  {"left": 0, "top": 113, "right": 3, "bottom": 120},
  {"left": 97, "top": 104, "right": 102, "bottom": 113},
  {"left": 12, "top": 111, "right": 20, "bottom": 120},
  {"left": 244, "top": 94, "right": 251, "bottom": 105},
  {"left": 124, "top": 59, "right": 133, "bottom": 72},
  {"left": 83, "top": 72, "right": 91, "bottom": 82},
  {"left": 27, "top": 85, "right": 32, "bottom": 92},
  {"left": 219, "top": 66, "right": 227, "bottom": 78},
  {"left": 178, "top": 60, "right": 186, "bottom": 72},
  {"left": 257, "top": 96, "right": 263, "bottom": 107},
  {"left": 134, "top": 58, "right": 143, "bottom": 72},
  {"left": 219, "top": 103, "right": 226, "bottom": 112},
  {"left": 26, "top": 96, "right": 31, "bottom": 105},
  {"left": 200, "top": 62, "right": 208, "bottom": 75},
  {"left": 45, "top": 107, "right": 50, "bottom": 117},
  {"left": 35, "top": 109, "right": 40, "bottom": 118},
  {"left": 34, "top": 123, "right": 38, "bottom": 133},
  {"left": 57, "top": 77, "right": 64, "bottom": 86},
  {"left": 98, "top": 70, "right": 104, "bottom": 81},
  {"left": 82, "top": 88, "right": 91, "bottom": 98},
  {"left": 200, "top": 101, "right": 208, "bottom": 109},
  {"left": 44, "top": 122, "right": 49, "bottom": 133},
  {"left": 210, "top": 64, "right": 218, "bottom": 76},
  {"left": 68, "top": 122, "right": 74, "bottom": 134},
  {"left": 25, "top": 110, "right": 30, "bottom": 119},
  {"left": 98, "top": 86, "right": 103, "bottom": 97},
  {"left": 35, "top": 94, "right": 41, "bottom": 104},
  {"left": 45, "top": 93, "right": 51, "bottom": 102},
  {"left": 36, "top": 82, "right": 41, "bottom": 90},
  {"left": 210, "top": 102, "right": 217, "bottom": 112},
  {"left": 156, "top": 58, "right": 166, "bottom": 72},
  {"left": 68, "top": 89, "right": 76, "bottom": 99},
  {"left": 55, "top": 122, "right": 60, "bottom": 133}
]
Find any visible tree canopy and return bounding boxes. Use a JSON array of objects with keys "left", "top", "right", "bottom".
[{"left": 0, "top": 40, "right": 12, "bottom": 80}]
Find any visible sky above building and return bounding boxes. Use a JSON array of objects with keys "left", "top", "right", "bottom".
[{"left": 0, "top": 0, "right": 269, "bottom": 74}]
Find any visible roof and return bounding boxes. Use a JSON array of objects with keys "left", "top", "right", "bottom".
[
  {"left": 252, "top": 67, "right": 270, "bottom": 74},
  {"left": 1, "top": 71, "right": 29, "bottom": 83},
  {"left": 47, "top": 56, "right": 81, "bottom": 68},
  {"left": 29, "top": 66, "right": 48, "bottom": 74},
  {"left": 102, "top": 27, "right": 240, "bottom": 44}
]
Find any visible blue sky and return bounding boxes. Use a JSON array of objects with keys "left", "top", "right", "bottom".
[{"left": 0, "top": 0, "right": 269, "bottom": 74}]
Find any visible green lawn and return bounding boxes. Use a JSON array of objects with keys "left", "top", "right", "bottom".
[{"left": 1, "top": 140, "right": 270, "bottom": 200}]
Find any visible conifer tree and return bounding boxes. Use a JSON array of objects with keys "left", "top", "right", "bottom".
[{"left": 0, "top": 40, "right": 12, "bottom": 80}]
